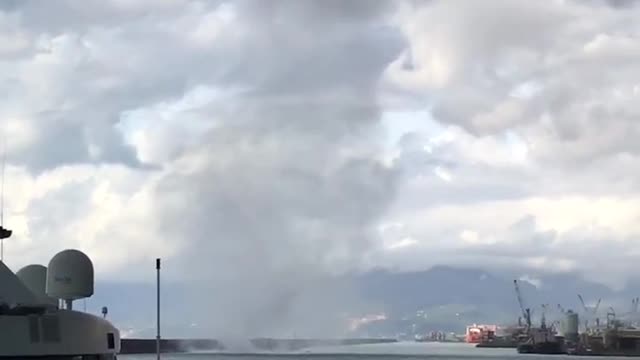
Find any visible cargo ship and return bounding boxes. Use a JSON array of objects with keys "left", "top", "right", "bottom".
[
  {"left": 571, "top": 324, "right": 640, "bottom": 356},
  {"left": 515, "top": 319, "right": 564, "bottom": 355},
  {"left": 475, "top": 324, "right": 526, "bottom": 348},
  {"left": 415, "top": 331, "right": 463, "bottom": 343},
  {"left": 465, "top": 324, "right": 497, "bottom": 343},
  {"left": 516, "top": 307, "right": 640, "bottom": 356}
]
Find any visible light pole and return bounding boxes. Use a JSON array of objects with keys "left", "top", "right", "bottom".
[{"left": 156, "top": 258, "right": 161, "bottom": 360}]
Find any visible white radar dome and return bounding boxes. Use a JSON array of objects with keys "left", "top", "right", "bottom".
[
  {"left": 16, "top": 264, "right": 57, "bottom": 306},
  {"left": 46, "top": 249, "right": 94, "bottom": 300}
]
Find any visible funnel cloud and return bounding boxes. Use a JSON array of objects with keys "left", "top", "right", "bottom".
[{"left": 152, "top": 1, "right": 402, "bottom": 337}]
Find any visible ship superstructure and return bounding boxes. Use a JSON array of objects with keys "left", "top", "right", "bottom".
[{"left": 0, "top": 245, "right": 120, "bottom": 359}]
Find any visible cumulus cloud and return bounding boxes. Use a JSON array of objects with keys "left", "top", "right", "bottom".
[
  {"left": 370, "top": 0, "right": 640, "bottom": 288},
  {"left": 386, "top": 0, "right": 640, "bottom": 163}
]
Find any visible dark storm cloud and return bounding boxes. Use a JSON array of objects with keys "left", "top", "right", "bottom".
[
  {"left": 0, "top": 1, "right": 404, "bottom": 339},
  {"left": 1, "top": 0, "right": 404, "bottom": 173},
  {"left": 593, "top": 0, "right": 640, "bottom": 8},
  {"left": 11, "top": 113, "right": 141, "bottom": 172},
  {"left": 162, "top": 52, "right": 394, "bottom": 340},
  {"left": 135, "top": 0, "right": 404, "bottom": 337},
  {"left": 0, "top": 1, "right": 222, "bottom": 171}
]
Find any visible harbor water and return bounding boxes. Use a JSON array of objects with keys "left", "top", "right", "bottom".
[{"left": 118, "top": 342, "right": 606, "bottom": 360}]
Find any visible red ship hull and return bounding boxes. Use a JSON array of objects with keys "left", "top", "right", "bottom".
[{"left": 465, "top": 324, "right": 498, "bottom": 343}]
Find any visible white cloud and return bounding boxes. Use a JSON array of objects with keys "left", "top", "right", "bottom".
[
  {"left": 519, "top": 275, "right": 543, "bottom": 289},
  {"left": 433, "top": 166, "right": 452, "bottom": 182},
  {"left": 1, "top": 164, "right": 174, "bottom": 281},
  {"left": 385, "top": 236, "right": 418, "bottom": 250},
  {"left": 117, "top": 85, "right": 225, "bottom": 164},
  {"left": 365, "top": 0, "right": 640, "bottom": 287},
  {"left": 459, "top": 230, "right": 481, "bottom": 245}
]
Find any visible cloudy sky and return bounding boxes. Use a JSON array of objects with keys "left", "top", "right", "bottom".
[{"left": 2, "top": 0, "right": 640, "bottom": 334}]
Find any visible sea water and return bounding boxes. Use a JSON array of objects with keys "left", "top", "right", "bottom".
[{"left": 119, "top": 341, "right": 599, "bottom": 360}]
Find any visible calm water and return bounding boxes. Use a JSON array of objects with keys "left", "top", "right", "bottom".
[{"left": 118, "top": 342, "right": 611, "bottom": 360}]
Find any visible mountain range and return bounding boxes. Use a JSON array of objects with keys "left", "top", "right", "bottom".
[{"left": 86, "top": 266, "right": 640, "bottom": 337}]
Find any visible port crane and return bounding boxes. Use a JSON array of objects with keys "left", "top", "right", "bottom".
[
  {"left": 514, "top": 280, "right": 532, "bottom": 329},
  {"left": 578, "top": 294, "right": 601, "bottom": 331},
  {"left": 553, "top": 304, "right": 568, "bottom": 333},
  {"left": 616, "top": 297, "right": 640, "bottom": 326},
  {"left": 606, "top": 307, "right": 617, "bottom": 328},
  {"left": 540, "top": 304, "right": 550, "bottom": 329},
  {"left": 630, "top": 297, "right": 640, "bottom": 320},
  {"left": 631, "top": 297, "right": 640, "bottom": 325},
  {"left": 578, "top": 294, "right": 601, "bottom": 315}
]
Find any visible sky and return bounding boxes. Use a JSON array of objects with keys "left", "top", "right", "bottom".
[{"left": 2, "top": 0, "right": 640, "bottom": 336}]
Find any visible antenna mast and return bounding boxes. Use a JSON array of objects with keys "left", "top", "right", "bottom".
[
  {"left": 1, "top": 131, "right": 4, "bottom": 226},
  {"left": 0, "top": 128, "right": 11, "bottom": 262}
]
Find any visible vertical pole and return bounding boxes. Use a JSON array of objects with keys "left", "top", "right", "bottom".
[
  {"left": 156, "top": 258, "right": 161, "bottom": 360},
  {"left": 0, "top": 124, "right": 5, "bottom": 264}
]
